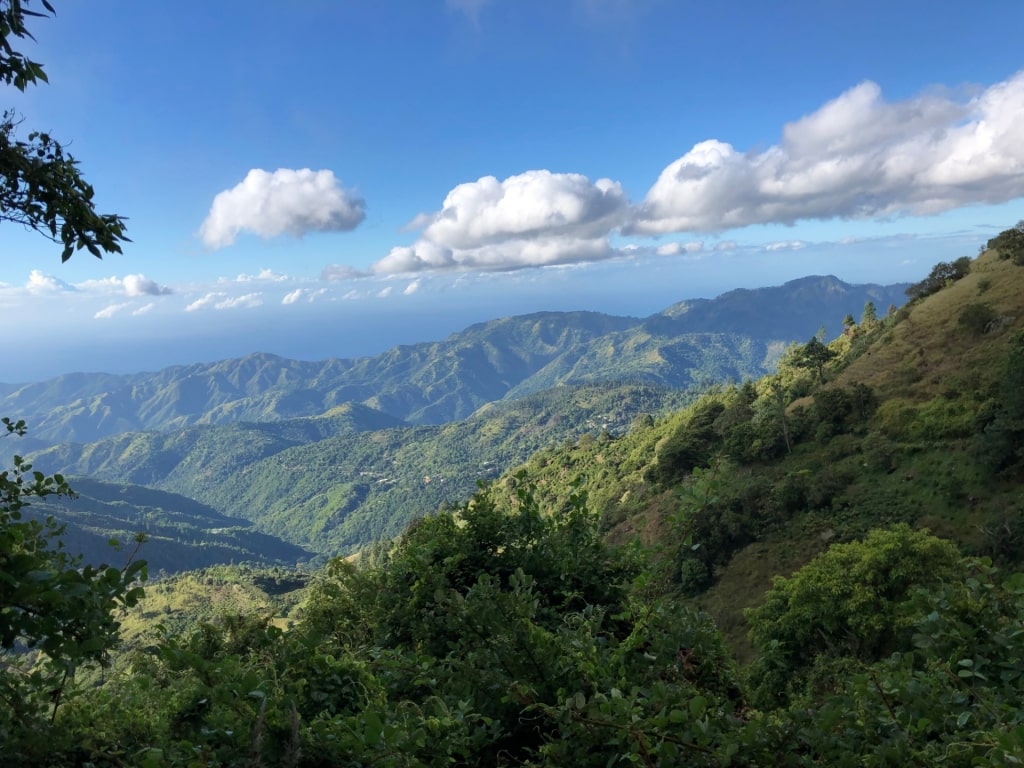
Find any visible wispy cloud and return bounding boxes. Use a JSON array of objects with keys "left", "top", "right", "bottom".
[
  {"left": 185, "top": 292, "right": 226, "bottom": 312},
  {"left": 215, "top": 293, "right": 263, "bottom": 310},
  {"left": 656, "top": 241, "right": 704, "bottom": 256},
  {"left": 233, "top": 268, "right": 289, "bottom": 283},
  {"left": 94, "top": 303, "right": 129, "bottom": 319},
  {"left": 446, "top": 0, "right": 491, "bottom": 24},
  {"left": 764, "top": 240, "right": 806, "bottom": 252},
  {"left": 320, "top": 264, "right": 366, "bottom": 282},
  {"left": 198, "top": 168, "right": 366, "bottom": 249},
  {"left": 282, "top": 287, "right": 327, "bottom": 305}
]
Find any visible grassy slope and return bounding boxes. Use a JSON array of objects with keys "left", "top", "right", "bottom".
[
  {"left": 701, "top": 251, "right": 1024, "bottom": 657},
  {"left": 498, "top": 248, "right": 1024, "bottom": 660}
]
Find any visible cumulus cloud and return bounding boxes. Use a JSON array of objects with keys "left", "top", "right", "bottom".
[
  {"left": 376, "top": 286, "right": 393, "bottom": 298},
  {"left": 372, "top": 170, "right": 628, "bottom": 274},
  {"left": 656, "top": 240, "right": 704, "bottom": 256},
  {"left": 123, "top": 274, "right": 172, "bottom": 296},
  {"left": 403, "top": 280, "right": 421, "bottom": 295},
  {"left": 77, "top": 273, "right": 172, "bottom": 296},
  {"left": 714, "top": 241, "right": 738, "bottom": 252},
  {"left": 199, "top": 168, "right": 366, "bottom": 249},
  {"left": 27, "top": 270, "right": 74, "bottom": 293},
  {"left": 133, "top": 303, "right": 156, "bottom": 316},
  {"left": 627, "top": 71, "right": 1024, "bottom": 234},
  {"left": 320, "top": 264, "right": 366, "bottom": 282},
  {"left": 94, "top": 303, "right": 128, "bottom": 319}
]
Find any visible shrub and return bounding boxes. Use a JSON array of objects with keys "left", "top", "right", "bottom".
[{"left": 959, "top": 302, "right": 998, "bottom": 335}]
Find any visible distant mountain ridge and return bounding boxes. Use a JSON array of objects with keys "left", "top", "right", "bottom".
[{"left": 1, "top": 276, "right": 907, "bottom": 446}]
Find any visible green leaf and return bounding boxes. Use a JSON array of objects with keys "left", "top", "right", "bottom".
[
  {"left": 689, "top": 695, "right": 707, "bottom": 719},
  {"left": 364, "top": 710, "right": 383, "bottom": 746}
]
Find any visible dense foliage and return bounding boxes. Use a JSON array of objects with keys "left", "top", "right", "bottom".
[
  {"left": 3, "top": 474, "right": 1023, "bottom": 766},
  {"left": 0, "top": 420, "right": 146, "bottom": 759}
]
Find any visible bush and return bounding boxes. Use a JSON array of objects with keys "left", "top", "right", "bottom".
[
  {"left": 746, "top": 525, "right": 964, "bottom": 707},
  {"left": 959, "top": 301, "right": 998, "bottom": 335},
  {"left": 905, "top": 256, "right": 973, "bottom": 300}
]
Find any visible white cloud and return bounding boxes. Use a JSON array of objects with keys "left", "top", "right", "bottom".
[
  {"left": 94, "top": 303, "right": 128, "bottom": 319},
  {"left": 77, "top": 273, "right": 172, "bottom": 296},
  {"left": 185, "top": 292, "right": 226, "bottom": 312},
  {"left": 423, "top": 170, "right": 627, "bottom": 249},
  {"left": 627, "top": 71, "right": 1024, "bottom": 234},
  {"left": 403, "top": 280, "right": 421, "bottom": 295},
  {"left": 133, "top": 303, "right": 156, "bottom": 316},
  {"left": 234, "top": 268, "right": 288, "bottom": 283},
  {"left": 198, "top": 168, "right": 366, "bottom": 249},
  {"left": 215, "top": 293, "right": 263, "bottom": 310},
  {"left": 123, "top": 274, "right": 173, "bottom": 296},
  {"left": 342, "top": 289, "right": 361, "bottom": 300},
  {"left": 373, "top": 170, "right": 628, "bottom": 274},
  {"left": 376, "top": 286, "right": 393, "bottom": 298},
  {"left": 281, "top": 287, "right": 325, "bottom": 305},
  {"left": 656, "top": 240, "right": 704, "bottom": 256},
  {"left": 764, "top": 240, "right": 806, "bottom": 251},
  {"left": 320, "top": 264, "right": 366, "bottom": 282},
  {"left": 714, "top": 240, "right": 738, "bottom": 252},
  {"left": 27, "top": 270, "right": 74, "bottom": 293},
  {"left": 374, "top": 241, "right": 456, "bottom": 274}
]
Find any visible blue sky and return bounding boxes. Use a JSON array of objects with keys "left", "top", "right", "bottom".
[{"left": 2, "top": 0, "right": 1023, "bottom": 380}]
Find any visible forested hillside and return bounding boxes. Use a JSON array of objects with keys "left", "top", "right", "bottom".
[
  {"left": 29, "top": 383, "right": 695, "bottom": 554},
  {"left": 494, "top": 240, "right": 1024, "bottom": 656},
  {"left": 1, "top": 276, "right": 905, "bottom": 446},
  {"left": 4, "top": 229, "right": 1024, "bottom": 766}
]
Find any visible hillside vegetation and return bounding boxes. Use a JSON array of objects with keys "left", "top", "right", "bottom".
[
  {"left": 6, "top": 235, "right": 1024, "bottom": 765},
  {"left": 1, "top": 276, "right": 905, "bottom": 446},
  {"left": 494, "top": 242, "right": 1024, "bottom": 657},
  {"left": 30, "top": 383, "right": 696, "bottom": 554}
]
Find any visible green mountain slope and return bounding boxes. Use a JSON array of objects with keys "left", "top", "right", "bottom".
[
  {"left": 480, "top": 246, "right": 1024, "bottom": 658},
  {"left": 28, "top": 478, "right": 312, "bottom": 574},
  {"left": 30, "top": 384, "right": 695, "bottom": 555},
  {"left": 1, "top": 277, "right": 905, "bottom": 446}
]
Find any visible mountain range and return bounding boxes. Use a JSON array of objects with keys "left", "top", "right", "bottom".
[{"left": 2, "top": 275, "right": 906, "bottom": 448}]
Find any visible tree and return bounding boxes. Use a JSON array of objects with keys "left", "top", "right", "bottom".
[
  {"left": 905, "top": 257, "right": 972, "bottom": 301},
  {"left": 794, "top": 337, "right": 836, "bottom": 382},
  {"left": 861, "top": 300, "right": 877, "bottom": 328},
  {"left": 986, "top": 220, "right": 1024, "bottom": 265},
  {"left": 745, "top": 525, "right": 963, "bottom": 707},
  {"left": 1, "top": 0, "right": 128, "bottom": 260}
]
